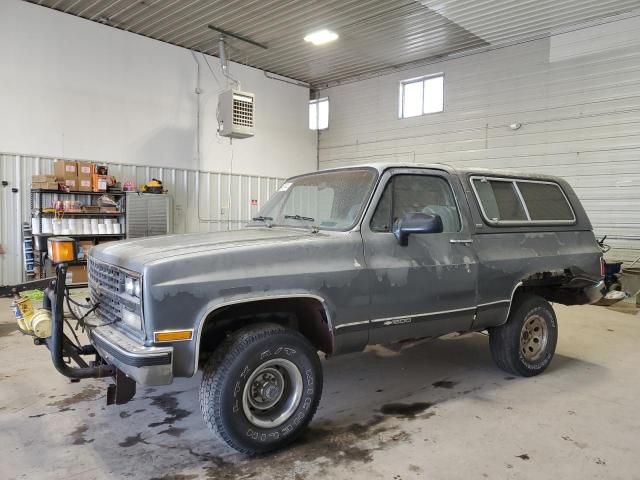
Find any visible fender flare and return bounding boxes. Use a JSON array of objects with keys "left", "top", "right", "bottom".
[
  {"left": 497, "top": 281, "right": 524, "bottom": 326},
  {"left": 192, "top": 293, "right": 333, "bottom": 374}
]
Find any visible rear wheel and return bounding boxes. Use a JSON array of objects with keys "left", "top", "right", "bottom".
[
  {"left": 199, "top": 323, "right": 322, "bottom": 454},
  {"left": 489, "top": 294, "right": 558, "bottom": 377}
]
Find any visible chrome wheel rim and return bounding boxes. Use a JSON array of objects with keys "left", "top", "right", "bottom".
[
  {"left": 242, "top": 358, "right": 303, "bottom": 428},
  {"left": 520, "top": 314, "right": 548, "bottom": 362}
]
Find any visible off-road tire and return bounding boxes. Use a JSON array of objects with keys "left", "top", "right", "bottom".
[
  {"left": 489, "top": 294, "right": 558, "bottom": 377},
  {"left": 199, "top": 323, "right": 322, "bottom": 454}
]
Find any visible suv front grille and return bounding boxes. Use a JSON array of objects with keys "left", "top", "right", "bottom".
[{"left": 88, "top": 257, "right": 141, "bottom": 326}]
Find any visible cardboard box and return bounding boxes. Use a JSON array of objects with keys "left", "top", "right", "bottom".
[
  {"left": 100, "top": 207, "right": 120, "bottom": 213},
  {"left": 32, "top": 174, "right": 57, "bottom": 183},
  {"left": 32, "top": 181, "right": 59, "bottom": 190},
  {"left": 77, "top": 177, "right": 92, "bottom": 192},
  {"left": 92, "top": 174, "right": 108, "bottom": 192},
  {"left": 53, "top": 160, "right": 77, "bottom": 180},
  {"left": 77, "top": 161, "right": 94, "bottom": 178},
  {"left": 66, "top": 265, "right": 88, "bottom": 284},
  {"left": 63, "top": 178, "right": 78, "bottom": 190}
]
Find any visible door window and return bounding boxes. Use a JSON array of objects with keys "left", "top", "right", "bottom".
[{"left": 371, "top": 174, "right": 461, "bottom": 232}]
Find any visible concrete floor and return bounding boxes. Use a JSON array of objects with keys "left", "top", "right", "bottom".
[{"left": 1, "top": 298, "right": 638, "bottom": 480}]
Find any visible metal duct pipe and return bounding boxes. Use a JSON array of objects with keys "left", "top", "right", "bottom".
[{"left": 218, "top": 35, "right": 228, "bottom": 74}]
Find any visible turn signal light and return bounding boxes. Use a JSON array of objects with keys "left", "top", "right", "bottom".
[
  {"left": 154, "top": 330, "right": 193, "bottom": 342},
  {"left": 47, "top": 237, "right": 77, "bottom": 264}
]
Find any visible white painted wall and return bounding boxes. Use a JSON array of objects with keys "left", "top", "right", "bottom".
[
  {"left": 0, "top": 0, "right": 316, "bottom": 179},
  {"left": 318, "top": 13, "right": 640, "bottom": 262}
]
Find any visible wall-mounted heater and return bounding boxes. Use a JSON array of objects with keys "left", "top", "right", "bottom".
[{"left": 218, "top": 89, "right": 255, "bottom": 139}]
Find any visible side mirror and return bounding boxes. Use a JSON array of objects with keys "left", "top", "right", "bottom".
[{"left": 393, "top": 212, "right": 443, "bottom": 246}]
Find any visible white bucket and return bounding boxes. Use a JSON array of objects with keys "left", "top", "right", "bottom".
[{"left": 42, "top": 218, "right": 53, "bottom": 234}]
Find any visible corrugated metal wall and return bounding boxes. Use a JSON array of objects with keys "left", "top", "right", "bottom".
[
  {"left": 318, "top": 14, "right": 640, "bottom": 264},
  {"left": 0, "top": 153, "right": 283, "bottom": 285}
]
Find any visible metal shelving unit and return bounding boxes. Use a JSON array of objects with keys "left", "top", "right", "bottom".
[{"left": 30, "top": 189, "right": 128, "bottom": 278}]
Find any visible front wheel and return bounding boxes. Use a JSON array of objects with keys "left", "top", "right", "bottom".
[
  {"left": 489, "top": 294, "right": 558, "bottom": 377},
  {"left": 199, "top": 324, "right": 322, "bottom": 454}
]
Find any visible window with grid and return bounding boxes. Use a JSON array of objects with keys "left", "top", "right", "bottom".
[
  {"left": 471, "top": 177, "right": 575, "bottom": 225},
  {"left": 309, "top": 97, "right": 329, "bottom": 130},
  {"left": 399, "top": 74, "right": 444, "bottom": 118}
]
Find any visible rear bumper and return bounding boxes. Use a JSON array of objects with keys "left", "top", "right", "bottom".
[{"left": 89, "top": 325, "right": 174, "bottom": 386}]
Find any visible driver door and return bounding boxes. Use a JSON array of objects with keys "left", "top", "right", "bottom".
[{"left": 361, "top": 168, "right": 478, "bottom": 345}]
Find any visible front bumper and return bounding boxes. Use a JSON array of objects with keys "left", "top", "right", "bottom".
[{"left": 89, "top": 324, "right": 174, "bottom": 386}]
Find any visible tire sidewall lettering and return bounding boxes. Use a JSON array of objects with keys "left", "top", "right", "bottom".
[{"left": 227, "top": 343, "right": 316, "bottom": 443}]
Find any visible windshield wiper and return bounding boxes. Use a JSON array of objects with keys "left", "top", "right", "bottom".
[
  {"left": 251, "top": 215, "right": 273, "bottom": 222},
  {"left": 284, "top": 214, "right": 315, "bottom": 222}
]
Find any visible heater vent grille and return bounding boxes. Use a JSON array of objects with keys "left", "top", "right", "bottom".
[
  {"left": 233, "top": 94, "right": 254, "bottom": 127},
  {"left": 219, "top": 89, "right": 255, "bottom": 138}
]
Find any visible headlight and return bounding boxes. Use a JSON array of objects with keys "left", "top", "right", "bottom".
[
  {"left": 120, "top": 306, "right": 142, "bottom": 330},
  {"left": 124, "top": 276, "right": 141, "bottom": 298}
]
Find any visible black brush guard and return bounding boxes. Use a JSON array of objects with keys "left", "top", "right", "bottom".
[{"left": 37, "top": 263, "right": 136, "bottom": 405}]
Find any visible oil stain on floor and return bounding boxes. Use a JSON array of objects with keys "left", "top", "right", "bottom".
[
  {"left": 47, "top": 384, "right": 103, "bottom": 409},
  {"left": 113, "top": 406, "right": 427, "bottom": 479},
  {"left": 147, "top": 391, "right": 191, "bottom": 427},
  {"left": 70, "top": 425, "right": 94, "bottom": 445},
  {"left": 380, "top": 402, "right": 433, "bottom": 418}
]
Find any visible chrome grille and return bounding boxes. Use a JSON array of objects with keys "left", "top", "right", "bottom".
[{"left": 88, "top": 257, "right": 124, "bottom": 324}]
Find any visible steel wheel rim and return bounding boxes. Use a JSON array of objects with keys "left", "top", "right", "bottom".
[
  {"left": 242, "top": 358, "right": 303, "bottom": 428},
  {"left": 520, "top": 314, "right": 548, "bottom": 362}
]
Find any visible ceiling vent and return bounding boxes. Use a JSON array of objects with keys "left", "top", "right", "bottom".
[{"left": 218, "top": 89, "right": 255, "bottom": 139}]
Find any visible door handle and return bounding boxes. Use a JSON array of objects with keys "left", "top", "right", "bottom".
[{"left": 450, "top": 239, "right": 473, "bottom": 244}]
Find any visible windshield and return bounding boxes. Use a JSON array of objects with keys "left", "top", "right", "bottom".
[{"left": 249, "top": 168, "right": 378, "bottom": 231}]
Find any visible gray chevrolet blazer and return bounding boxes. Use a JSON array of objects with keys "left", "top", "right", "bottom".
[{"left": 45, "top": 163, "right": 605, "bottom": 454}]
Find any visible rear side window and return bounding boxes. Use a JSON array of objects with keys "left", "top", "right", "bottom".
[
  {"left": 517, "top": 182, "right": 574, "bottom": 221},
  {"left": 473, "top": 180, "right": 527, "bottom": 222},
  {"left": 471, "top": 177, "right": 575, "bottom": 225}
]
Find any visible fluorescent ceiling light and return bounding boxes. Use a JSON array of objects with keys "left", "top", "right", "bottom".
[{"left": 304, "top": 29, "right": 339, "bottom": 46}]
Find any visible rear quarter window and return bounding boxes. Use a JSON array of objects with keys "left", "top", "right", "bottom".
[
  {"left": 471, "top": 176, "right": 575, "bottom": 225},
  {"left": 516, "top": 181, "right": 574, "bottom": 221},
  {"left": 472, "top": 179, "right": 527, "bottom": 222}
]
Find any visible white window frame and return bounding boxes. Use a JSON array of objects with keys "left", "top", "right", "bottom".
[
  {"left": 398, "top": 73, "right": 444, "bottom": 119},
  {"left": 309, "top": 97, "right": 329, "bottom": 130},
  {"left": 470, "top": 176, "right": 577, "bottom": 226}
]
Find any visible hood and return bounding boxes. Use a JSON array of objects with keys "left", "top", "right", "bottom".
[{"left": 90, "top": 227, "right": 316, "bottom": 271}]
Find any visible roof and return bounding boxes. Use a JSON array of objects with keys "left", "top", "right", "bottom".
[
  {"left": 318, "top": 162, "right": 569, "bottom": 183},
  {"left": 27, "top": 0, "right": 640, "bottom": 86}
]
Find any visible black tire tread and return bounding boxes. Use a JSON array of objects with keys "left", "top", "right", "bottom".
[
  {"left": 489, "top": 293, "right": 556, "bottom": 377},
  {"left": 199, "top": 323, "right": 321, "bottom": 454}
]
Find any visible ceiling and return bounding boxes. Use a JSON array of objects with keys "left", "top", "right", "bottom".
[{"left": 28, "top": 0, "right": 640, "bottom": 87}]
